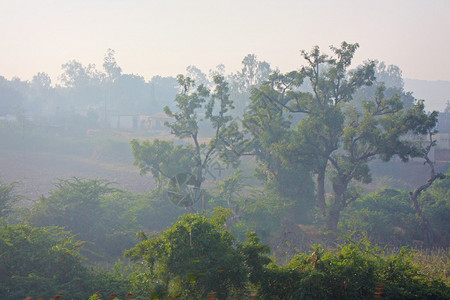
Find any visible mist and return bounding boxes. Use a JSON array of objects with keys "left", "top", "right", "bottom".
[{"left": 0, "top": 6, "right": 449, "bottom": 297}]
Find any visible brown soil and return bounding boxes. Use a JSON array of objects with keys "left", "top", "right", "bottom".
[{"left": 0, "top": 149, "right": 154, "bottom": 203}]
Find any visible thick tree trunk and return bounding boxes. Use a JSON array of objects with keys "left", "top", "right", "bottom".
[
  {"left": 316, "top": 166, "right": 327, "bottom": 215},
  {"left": 407, "top": 131, "right": 443, "bottom": 246},
  {"left": 410, "top": 192, "right": 436, "bottom": 245},
  {"left": 326, "top": 180, "right": 351, "bottom": 234},
  {"left": 409, "top": 182, "right": 438, "bottom": 245},
  {"left": 325, "top": 208, "right": 341, "bottom": 233}
]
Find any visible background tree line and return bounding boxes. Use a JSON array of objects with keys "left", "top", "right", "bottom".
[
  {"left": 0, "top": 49, "right": 274, "bottom": 137},
  {"left": 0, "top": 42, "right": 448, "bottom": 299}
]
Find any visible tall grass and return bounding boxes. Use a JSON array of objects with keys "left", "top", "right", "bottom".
[{"left": 410, "top": 248, "right": 450, "bottom": 285}]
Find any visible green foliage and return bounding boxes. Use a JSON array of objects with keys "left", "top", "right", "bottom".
[
  {"left": 340, "top": 189, "right": 422, "bottom": 247},
  {"left": 0, "top": 179, "right": 20, "bottom": 218},
  {"left": 164, "top": 74, "right": 238, "bottom": 183},
  {"left": 379, "top": 248, "right": 449, "bottom": 299},
  {"left": 88, "top": 260, "right": 135, "bottom": 300},
  {"left": 341, "top": 171, "right": 450, "bottom": 247},
  {"left": 29, "top": 178, "right": 115, "bottom": 225},
  {"left": 230, "top": 189, "right": 296, "bottom": 243},
  {"left": 121, "top": 189, "right": 184, "bottom": 234},
  {"left": 0, "top": 222, "right": 93, "bottom": 299},
  {"left": 421, "top": 171, "right": 450, "bottom": 244},
  {"left": 238, "top": 232, "right": 271, "bottom": 286},
  {"left": 209, "top": 169, "right": 297, "bottom": 242},
  {"left": 20, "top": 177, "right": 185, "bottom": 263},
  {"left": 241, "top": 68, "right": 315, "bottom": 222},
  {"left": 164, "top": 74, "right": 210, "bottom": 140},
  {"left": 130, "top": 138, "right": 196, "bottom": 184},
  {"left": 0, "top": 221, "right": 134, "bottom": 299},
  {"left": 125, "top": 213, "right": 248, "bottom": 299},
  {"left": 249, "top": 41, "right": 439, "bottom": 233},
  {"left": 254, "top": 238, "right": 449, "bottom": 299},
  {"left": 131, "top": 74, "right": 238, "bottom": 203},
  {"left": 208, "top": 169, "right": 262, "bottom": 232},
  {"left": 27, "top": 178, "right": 137, "bottom": 262}
]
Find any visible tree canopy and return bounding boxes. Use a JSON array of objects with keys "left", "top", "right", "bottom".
[
  {"left": 246, "top": 42, "right": 440, "bottom": 231},
  {"left": 125, "top": 212, "right": 247, "bottom": 299}
]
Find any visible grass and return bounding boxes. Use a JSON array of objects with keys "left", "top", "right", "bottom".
[{"left": 410, "top": 248, "right": 450, "bottom": 285}]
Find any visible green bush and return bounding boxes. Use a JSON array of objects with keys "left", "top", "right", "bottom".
[
  {"left": 26, "top": 178, "right": 137, "bottom": 262},
  {"left": 340, "top": 183, "right": 450, "bottom": 247},
  {"left": 0, "top": 222, "right": 93, "bottom": 299},
  {"left": 379, "top": 248, "right": 449, "bottom": 299},
  {"left": 340, "top": 188, "right": 421, "bottom": 247},
  {"left": 420, "top": 172, "right": 450, "bottom": 245},
  {"left": 0, "top": 179, "right": 20, "bottom": 218},
  {"left": 253, "top": 238, "right": 449, "bottom": 299},
  {"left": 125, "top": 211, "right": 248, "bottom": 299},
  {"left": 23, "top": 178, "right": 184, "bottom": 263}
]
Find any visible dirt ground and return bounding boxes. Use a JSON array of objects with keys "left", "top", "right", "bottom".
[
  {"left": 0, "top": 149, "right": 154, "bottom": 203},
  {"left": 1, "top": 137, "right": 447, "bottom": 207}
]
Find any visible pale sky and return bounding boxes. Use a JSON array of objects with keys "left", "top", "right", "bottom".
[{"left": 1, "top": 0, "right": 449, "bottom": 83}]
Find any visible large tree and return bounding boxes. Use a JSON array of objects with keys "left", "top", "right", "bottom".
[
  {"left": 103, "top": 48, "right": 122, "bottom": 82},
  {"left": 131, "top": 74, "right": 237, "bottom": 209},
  {"left": 249, "top": 42, "right": 438, "bottom": 231},
  {"left": 228, "top": 54, "right": 272, "bottom": 118},
  {"left": 237, "top": 72, "right": 316, "bottom": 220},
  {"left": 58, "top": 59, "right": 105, "bottom": 108}
]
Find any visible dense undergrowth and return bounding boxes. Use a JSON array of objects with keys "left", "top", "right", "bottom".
[{"left": 1, "top": 212, "right": 449, "bottom": 299}]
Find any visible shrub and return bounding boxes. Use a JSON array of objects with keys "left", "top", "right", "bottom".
[
  {"left": 125, "top": 212, "right": 248, "bottom": 299},
  {"left": 340, "top": 187, "right": 449, "bottom": 247},
  {"left": 0, "top": 179, "right": 20, "bottom": 218},
  {"left": 254, "top": 238, "right": 449, "bottom": 299},
  {"left": 0, "top": 222, "right": 93, "bottom": 299}
]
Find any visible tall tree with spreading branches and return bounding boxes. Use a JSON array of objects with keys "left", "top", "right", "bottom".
[{"left": 248, "top": 42, "right": 439, "bottom": 231}]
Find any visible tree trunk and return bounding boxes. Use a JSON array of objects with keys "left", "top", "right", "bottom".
[
  {"left": 316, "top": 166, "right": 327, "bottom": 215},
  {"left": 407, "top": 131, "right": 443, "bottom": 246},
  {"left": 325, "top": 207, "right": 341, "bottom": 233},
  {"left": 410, "top": 191, "right": 436, "bottom": 245},
  {"left": 326, "top": 181, "right": 349, "bottom": 234}
]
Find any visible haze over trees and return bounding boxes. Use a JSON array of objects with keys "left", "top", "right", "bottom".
[{"left": 0, "top": 42, "right": 449, "bottom": 299}]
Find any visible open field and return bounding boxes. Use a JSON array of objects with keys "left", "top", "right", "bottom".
[
  {"left": 0, "top": 148, "right": 154, "bottom": 203},
  {"left": 1, "top": 126, "right": 448, "bottom": 205}
]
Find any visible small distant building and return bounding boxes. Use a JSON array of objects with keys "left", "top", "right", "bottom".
[
  {"left": 139, "top": 112, "right": 173, "bottom": 130},
  {"left": 105, "top": 112, "right": 174, "bottom": 131}
]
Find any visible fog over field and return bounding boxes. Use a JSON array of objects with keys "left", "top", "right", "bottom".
[{"left": 0, "top": 1, "right": 449, "bottom": 299}]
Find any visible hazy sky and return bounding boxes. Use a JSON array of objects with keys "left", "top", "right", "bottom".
[{"left": 1, "top": 0, "right": 449, "bottom": 83}]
